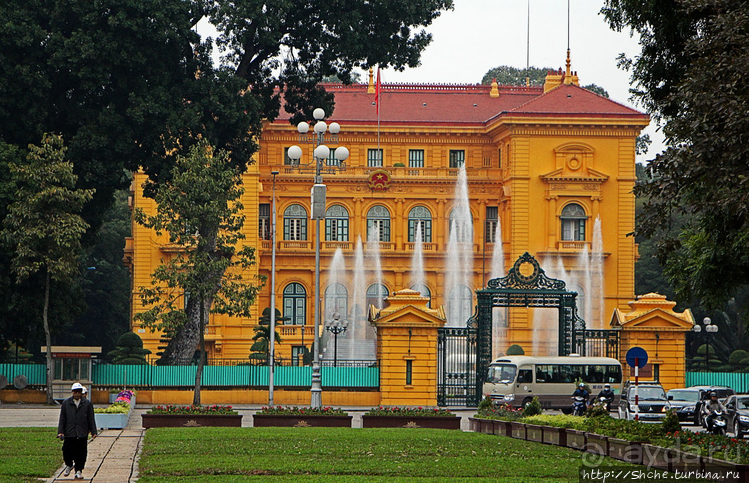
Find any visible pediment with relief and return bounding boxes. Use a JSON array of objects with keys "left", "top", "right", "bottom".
[
  {"left": 540, "top": 142, "right": 609, "bottom": 187},
  {"left": 610, "top": 308, "right": 695, "bottom": 331}
]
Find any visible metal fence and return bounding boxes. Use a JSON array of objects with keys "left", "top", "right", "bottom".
[
  {"left": 0, "top": 363, "right": 46, "bottom": 386},
  {"left": 685, "top": 372, "right": 749, "bottom": 392}
]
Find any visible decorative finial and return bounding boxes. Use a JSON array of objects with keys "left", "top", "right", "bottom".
[
  {"left": 490, "top": 78, "right": 499, "bottom": 98},
  {"left": 367, "top": 67, "right": 375, "bottom": 94}
]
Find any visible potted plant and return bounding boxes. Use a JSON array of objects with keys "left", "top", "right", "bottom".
[
  {"left": 253, "top": 406, "right": 351, "bottom": 427},
  {"left": 141, "top": 405, "right": 242, "bottom": 428},
  {"left": 95, "top": 390, "right": 136, "bottom": 429},
  {"left": 362, "top": 406, "right": 460, "bottom": 429}
]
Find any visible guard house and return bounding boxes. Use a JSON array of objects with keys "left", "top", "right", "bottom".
[{"left": 41, "top": 346, "right": 101, "bottom": 400}]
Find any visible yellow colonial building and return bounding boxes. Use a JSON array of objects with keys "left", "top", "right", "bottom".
[{"left": 127, "top": 58, "right": 654, "bottom": 369}]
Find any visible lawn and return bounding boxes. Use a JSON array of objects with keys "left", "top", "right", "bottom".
[
  {"left": 0, "top": 428, "right": 61, "bottom": 482},
  {"left": 138, "top": 427, "right": 632, "bottom": 482}
]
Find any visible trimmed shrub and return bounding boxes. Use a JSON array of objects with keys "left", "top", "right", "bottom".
[
  {"left": 506, "top": 344, "right": 525, "bottom": 356},
  {"left": 523, "top": 396, "right": 543, "bottom": 416}
]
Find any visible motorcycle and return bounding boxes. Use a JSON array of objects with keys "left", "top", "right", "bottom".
[
  {"left": 572, "top": 396, "right": 587, "bottom": 416},
  {"left": 706, "top": 410, "right": 728, "bottom": 436},
  {"left": 597, "top": 396, "right": 613, "bottom": 412}
]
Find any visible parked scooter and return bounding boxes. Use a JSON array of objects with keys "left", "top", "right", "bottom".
[{"left": 572, "top": 396, "right": 587, "bottom": 416}]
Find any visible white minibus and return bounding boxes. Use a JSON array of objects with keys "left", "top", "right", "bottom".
[{"left": 482, "top": 355, "right": 623, "bottom": 410}]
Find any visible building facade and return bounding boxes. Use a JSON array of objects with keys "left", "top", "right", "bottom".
[{"left": 126, "top": 58, "right": 650, "bottom": 364}]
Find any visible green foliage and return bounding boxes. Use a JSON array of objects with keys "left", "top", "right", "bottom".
[
  {"left": 506, "top": 344, "right": 525, "bottom": 355},
  {"left": 364, "top": 406, "right": 455, "bottom": 417},
  {"left": 258, "top": 406, "right": 348, "bottom": 416},
  {"left": 107, "top": 332, "right": 151, "bottom": 365},
  {"left": 147, "top": 405, "right": 237, "bottom": 415},
  {"left": 730, "top": 350, "right": 749, "bottom": 366},
  {"left": 661, "top": 409, "right": 682, "bottom": 434},
  {"left": 604, "top": 0, "right": 749, "bottom": 308},
  {"left": 522, "top": 396, "right": 543, "bottom": 416},
  {"left": 474, "top": 403, "right": 524, "bottom": 421},
  {"left": 94, "top": 403, "right": 130, "bottom": 414},
  {"left": 582, "top": 84, "right": 609, "bottom": 97},
  {"left": 481, "top": 65, "right": 554, "bottom": 86},
  {"left": 477, "top": 396, "right": 493, "bottom": 411},
  {"left": 134, "top": 141, "right": 263, "bottom": 367},
  {"left": 249, "top": 308, "right": 286, "bottom": 363},
  {"left": 585, "top": 399, "right": 611, "bottom": 418},
  {"left": 521, "top": 414, "right": 582, "bottom": 429},
  {"left": 393, "top": 162, "right": 405, "bottom": 167}
]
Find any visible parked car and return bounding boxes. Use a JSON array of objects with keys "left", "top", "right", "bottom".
[
  {"left": 687, "top": 385, "right": 736, "bottom": 426},
  {"left": 618, "top": 381, "right": 671, "bottom": 421},
  {"left": 723, "top": 395, "right": 749, "bottom": 438},
  {"left": 667, "top": 388, "right": 702, "bottom": 424}
]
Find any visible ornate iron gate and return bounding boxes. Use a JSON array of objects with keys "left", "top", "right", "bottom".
[
  {"left": 437, "top": 326, "right": 478, "bottom": 406},
  {"left": 438, "top": 252, "right": 593, "bottom": 407}
]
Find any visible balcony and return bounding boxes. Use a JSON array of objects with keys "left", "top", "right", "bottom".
[
  {"left": 557, "top": 241, "right": 590, "bottom": 251},
  {"left": 279, "top": 326, "right": 315, "bottom": 338}
]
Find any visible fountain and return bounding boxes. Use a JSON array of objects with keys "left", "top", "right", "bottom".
[
  {"left": 324, "top": 248, "right": 347, "bottom": 321},
  {"left": 489, "top": 218, "right": 505, "bottom": 359},
  {"left": 444, "top": 166, "right": 474, "bottom": 327},
  {"left": 591, "top": 216, "right": 604, "bottom": 329},
  {"left": 410, "top": 223, "right": 427, "bottom": 296}
]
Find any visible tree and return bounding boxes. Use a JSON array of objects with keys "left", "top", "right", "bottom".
[
  {"left": 249, "top": 308, "right": 287, "bottom": 364},
  {"left": 1, "top": 134, "right": 94, "bottom": 404},
  {"left": 506, "top": 344, "right": 525, "bottom": 356},
  {"left": 602, "top": 0, "right": 749, "bottom": 308},
  {"left": 108, "top": 332, "right": 151, "bottom": 365},
  {"left": 134, "top": 140, "right": 263, "bottom": 405},
  {"left": 481, "top": 66, "right": 554, "bottom": 86}
]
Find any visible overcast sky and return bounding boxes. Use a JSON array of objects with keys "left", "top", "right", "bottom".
[
  {"left": 375, "top": 0, "right": 663, "bottom": 163},
  {"left": 198, "top": 0, "right": 663, "bottom": 163}
]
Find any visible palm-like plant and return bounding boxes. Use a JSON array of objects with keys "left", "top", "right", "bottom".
[{"left": 249, "top": 308, "right": 287, "bottom": 364}]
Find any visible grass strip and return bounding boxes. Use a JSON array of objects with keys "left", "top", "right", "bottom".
[
  {"left": 0, "top": 427, "right": 61, "bottom": 482},
  {"left": 138, "top": 427, "right": 631, "bottom": 481}
]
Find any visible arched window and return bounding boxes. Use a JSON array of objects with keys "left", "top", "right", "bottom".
[
  {"left": 325, "top": 283, "right": 348, "bottom": 319},
  {"left": 410, "top": 284, "right": 431, "bottom": 308},
  {"left": 408, "top": 206, "right": 432, "bottom": 242},
  {"left": 283, "top": 283, "right": 306, "bottom": 325},
  {"left": 447, "top": 285, "right": 473, "bottom": 325},
  {"left": 448, "top": 208, "right": 473, "bottom": 243},
  {"left": 325, "top": 205, "right": 349, "bottom": 241},
  {"left": 366, "top": 283, "right": 389, "bottom": 310},
  {"left": 283, "top": 204, "right": 307, "bottom": 241},
  {"left": 561, "top": 203, "right": 587, "bottom": 241},
  {"left": 367, "top": 205, "right": 391, "bottom": 242}
]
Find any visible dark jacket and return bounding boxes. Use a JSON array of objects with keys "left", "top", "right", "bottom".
[
  {"left": 572, "top": 388, "right": 589, "bottom": 401},
  {"left": 57, "top": 396, "right": 97, "bottom": 439}
]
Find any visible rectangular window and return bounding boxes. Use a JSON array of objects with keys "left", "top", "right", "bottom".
[
  {"left": 325, "top": 218, "right": 349, "bottom": 241},
  {"left": 409, "top": 149, "right": 424, "bottom": 168},
  {"left": 259, "top": 204, "right": 271, "bottom": 240},
  {"left": 498, "top": 147, "right": 502, "bottom": 168},
  {"left": 406, "top": 360, "right": 413, "bottom": 385},
  {"left": 284, "top": 147, "right": 294, "bottom": 165},
  {"left": 368, "top": 149, "right": 383, "bottom": 167},
  {"left": 368, "top": 219, "right": 391, "bottom": 242},
  {"left": 284, "top": 218, "right": 306, "bottom": 241},
  {"left": 327, "top": 148, "right": 339, "bottom": 167},
  {"left": 292, "top": 346, "right": 306, "bottom": 366},
  {"left": 486, "top": 206, "right": 498, "bottom": 243},
  {"left": 449, "top": 150, "right": 465, "bottom": 168},
  {"left": 408, "top": 219, "right": 432, "bottom": 243}
]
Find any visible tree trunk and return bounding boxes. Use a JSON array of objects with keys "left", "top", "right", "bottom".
[
  {"left": 193, "top": 294, "right": 206, "bottom": 406},
  {"left": 159, "top": 292, "right": 218, "bottom": 365},
  {"left": 43, "top": 269, "right": 54, "bottom": 405}
]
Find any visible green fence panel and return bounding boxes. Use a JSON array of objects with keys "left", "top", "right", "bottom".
[
  {"left": 685, "top": 372, "right": 749, "bottom": 391},
  {"left": 0, "top": 363, "right": 46, "bottom": 385},
  {"left": 202, "top": 366, "right": 252, "bottom": 386},
  {"left": 275, "top": 366, "right": 311, "bottom": 387},
  {"left": 93, "top": 364, "right": 153, "bottom": 386},
  {"left": 321, "top": 367, "right": 379, "bottom": 387}
]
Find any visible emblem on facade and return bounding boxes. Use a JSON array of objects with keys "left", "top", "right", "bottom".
[{"left": 368, "top": 170, "right": 391, "bottom": 191}]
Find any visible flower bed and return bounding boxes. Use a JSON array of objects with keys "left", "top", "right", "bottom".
[
  {"left": 362, "top": 406, "right": 460, "bottom": 429},
  {"left": 253, "top": 406, "right": 351, "bottom": 428},
  {"left": 95, "top": 390, "right": 135, "bottom": 429},
  {"left": 142, "top": 404, "right": 242, "bottom": 428}
]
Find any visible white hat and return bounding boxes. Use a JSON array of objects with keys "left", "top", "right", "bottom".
[
  {"left": 71, "top": 382, "right": 84, "bottom": 391},
  {"left": 82, "top": 387, "right": 88, "bottom": 394}
]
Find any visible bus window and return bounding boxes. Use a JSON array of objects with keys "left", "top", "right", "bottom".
[
  {"left": 605, "top": 365, "right": 622, "bottom": 383},
  {"left": 517, "top": 368, "right": 533, "bottom": 384},
  {"left": 487, "top": 364, "right": 517, "bottom": 383}
]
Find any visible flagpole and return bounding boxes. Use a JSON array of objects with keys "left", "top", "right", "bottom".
[{"left": 376, "top": 66, "right": 381, "bottom": 162}]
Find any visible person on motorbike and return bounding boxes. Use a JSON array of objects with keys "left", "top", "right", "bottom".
[
  {"left": 572, "top": 383, "right": 590, "bottom": 404},
  {"left": 702, "top": 391, "right": 727, "bottom": 431},
  {"left": 596, "top": 383, "right": 615, "bottom": 410}
]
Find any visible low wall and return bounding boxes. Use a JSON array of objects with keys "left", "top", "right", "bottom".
[
  {"left": 0, "top": 389, "right": 47, "bottom": 404},
  {"left": 132, "top": 388, "right": 381, "bottom": 406}
]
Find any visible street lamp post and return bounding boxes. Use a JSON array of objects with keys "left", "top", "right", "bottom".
[
  {"left": 693, "top": 316, "right": 718, "bottom": 372},
  {"left": 269, "top": 170, "right": 279, "bottom": 406},
  {"left": 287, "top": 108, "right": 349, "bottom": 408},
  {"left": 325, "top": 312, "right": 348, "bottom": 367}
]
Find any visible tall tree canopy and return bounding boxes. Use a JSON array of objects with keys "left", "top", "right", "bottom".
[
  {"left": 0, "top": 0, "right": 453, "bottom": 356},
  {"left": 603, "top": 0, "right": 749, "bottom": 307}
]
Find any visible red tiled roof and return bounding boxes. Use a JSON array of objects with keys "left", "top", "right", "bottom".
[{"left": 272, "top": 82, "right": 647, "bottom": 126}]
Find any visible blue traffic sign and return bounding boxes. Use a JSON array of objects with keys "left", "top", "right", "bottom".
[{"left": 626, "top": 347, "right": 648, "bottom": 368}]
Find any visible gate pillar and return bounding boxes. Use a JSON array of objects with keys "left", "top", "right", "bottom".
[{"left": 370, "top": 289, "right": 446, "bottom": 406}]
